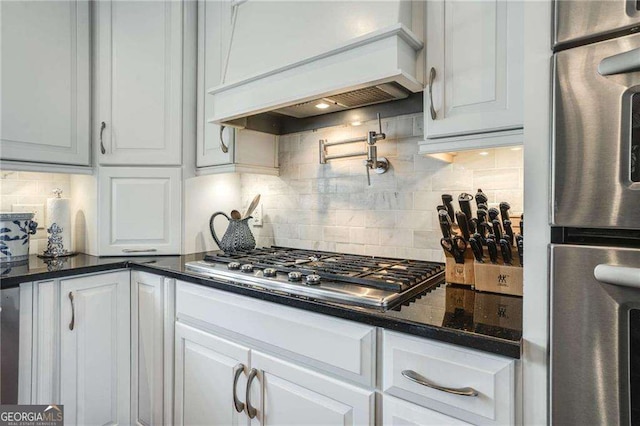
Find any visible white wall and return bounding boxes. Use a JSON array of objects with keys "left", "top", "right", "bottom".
[{"left": 183, "top": 173, "right": 242, "bottom": 254}]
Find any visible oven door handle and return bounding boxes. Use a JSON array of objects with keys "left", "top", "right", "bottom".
[
  {"left": 598, "top": 47, "right": 640, "bottom": 76},
  {"left": 594, "top": 264, "right": 640, "bottom": 289}
]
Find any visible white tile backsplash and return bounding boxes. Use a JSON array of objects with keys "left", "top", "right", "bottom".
[
  {"left": 0, "top": 171, "right": 72, "bottom": 254},
  {"left": 241, "top": 113, "right": 523, "bottom": 262}
]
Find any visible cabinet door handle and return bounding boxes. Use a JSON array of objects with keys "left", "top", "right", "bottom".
[
  {"left": 401, "top": 369, "right": 478, "bottom": 397},
  {"left": 428, "top": 67, "right": 437, "bottom": 120},
  {"left": 245, "top": 368, "right": 258, "bottom": 419},
  {"left": 232, "top": 363, "right": 246, "bottom": 413},
  {"left": 220, "top": 125, "right": 229, "bottom": 154},
  {"left": 100, "top": 121, "right": 107, "bottom": 154},
  {"left": 121, "top": 248, "right": 158, "bottom": 253},
  {"left": 68, "top": 292, "right": 75, "bottom": 331}
]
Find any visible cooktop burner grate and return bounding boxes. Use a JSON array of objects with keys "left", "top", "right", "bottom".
[{"left": 204, "top": 246, "right": 444, "bottom": 292}]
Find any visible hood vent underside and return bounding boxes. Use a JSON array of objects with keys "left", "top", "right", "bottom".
[{"left": 273, "top": 83, "right": 410, "bottom": 119}]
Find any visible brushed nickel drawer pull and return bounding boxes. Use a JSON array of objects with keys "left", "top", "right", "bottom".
[
  {"left": 232, "top": 363, "right": 245, "bottom": 413},
  {"left": 245, "top": 368, "right": 258, "bottom": 419},
  {"left": 401, "top": 369, "right": 478, "bottom": 397},
  {"left": 122, "top": 249, "right": 158, "bottom": 253},
  {"left": 68, "top": 291, "right": 75, "bottom": 331}
]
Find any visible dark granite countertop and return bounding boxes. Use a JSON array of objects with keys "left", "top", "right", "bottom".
[{"left": 0, "top": 253, "right": 522, "bottom": 358}]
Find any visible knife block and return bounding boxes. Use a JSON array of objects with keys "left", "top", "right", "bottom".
[
  {"left": 473, "top": 262, "right": 523, "bottom": 296},
  {"left": 444, "top": 250, "right": 475, "bottom": 285}
]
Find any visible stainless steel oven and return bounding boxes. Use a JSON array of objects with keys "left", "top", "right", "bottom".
[
  {"left": 551, "top": 245, "right": 640, "bottom": 425},
  {"left": 555, "top": 0, "right": 640, "bottom": 48},
  {"left": 553, "top": 32, "right": 640, "bottom": 229}
]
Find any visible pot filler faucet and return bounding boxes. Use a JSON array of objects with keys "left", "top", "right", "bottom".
[{"left": 319, "top": 113, "right": 389, "bottom": 185}]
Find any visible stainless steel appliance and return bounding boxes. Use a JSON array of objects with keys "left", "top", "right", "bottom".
[
  {"left": 552, "top": 7, "right": 640, "bottom": 424},
  {"left": 1, "top": 287, "right": 20, "bottom": 404},
  {"left": 554, "top": 1, "right": 640, "bottom": 49},
  {"left": 185, "top": 247, "right": 445, "bottom": 311}
]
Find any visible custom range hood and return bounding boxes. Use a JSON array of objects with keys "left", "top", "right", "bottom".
[{"left": 207, "top": 2, "right": 425, "bottom": 135}]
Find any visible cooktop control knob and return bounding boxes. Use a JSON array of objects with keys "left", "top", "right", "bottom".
[
  {"left": 288, "top": 271, "right": 302, "bottom": 282},
  {"left": 227, "top": 262, "right": 241, "bottom": 270},
  {"left": 263, "top": 268, "right": 277, "bottom": 277},
  {"left": 305, "top": 274, "right": 321, "bottom": 285},
  {"left": 240, "top": 264, "right": 254, "bottom": 273}
]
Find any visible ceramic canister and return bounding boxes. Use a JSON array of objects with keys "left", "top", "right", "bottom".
[{"left": 0, "top": 212, "right": 37, "bottom": 264}]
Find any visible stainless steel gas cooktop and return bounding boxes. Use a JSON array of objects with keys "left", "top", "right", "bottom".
[{"left": 185, "top": 247, "right": 445, "bottom": 310}]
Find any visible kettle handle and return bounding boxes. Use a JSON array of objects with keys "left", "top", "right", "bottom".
[{"left": 209, "top": 212, "right": 230, "bottom": 249}]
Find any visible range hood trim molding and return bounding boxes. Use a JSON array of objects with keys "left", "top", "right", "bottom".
[
  {"left": 208, "top": 23, "right": 423, "bottom": 96},
  {"left": 207, "top": 24, "right": 425, "bottom": 125}
]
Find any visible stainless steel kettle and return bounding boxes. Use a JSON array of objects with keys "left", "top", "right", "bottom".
[{"left": 209, "top": 212, "right": 256, "bottom": 253}]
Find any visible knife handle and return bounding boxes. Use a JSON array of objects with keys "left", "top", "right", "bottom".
[
  {"left": 477, "top": 208, "right": 488, "bottom": 225},
  {"left": 492, "top": 219, "right": 503, "bottom": 240},
  {"left": 516, "top": 235, "right": 524, "bottom": 266},
  {"left": 475, "top": 188, "right": 488, "bottom": 208},
  {"left": 442, "top": 194, "right": 455, "bottom": 224},
  {"left": 456, "top": 211, "right": 471, "bottom": 241},
  {"left": 519, "top": 214, "right": 524, "bottom": 235},
  {"left": 488, "top": 207, "right": 500, "bottom": 222},
  {"left": 503, "top": 219, "right": 514, "bottom": 246},
  {"left": 438, "top": 210, "right": 452, "bottom": 239},
  {"left": 473, "top": 232, "right": 486, "bottom": 247},
  {"left": 499, "top": 238, "right": 513, "bottom": 265},
  {"left": 469, "top": 237, "right": 484, "bottom": 262},
  {"left": 499, "top": 201, "right": 511, "bottom": 222},
  {"left": 486, "top": 238, "right": 498, "bottom": 264},
  {"left": 458, "top": 193, "right": 474, "bottom": 220}
]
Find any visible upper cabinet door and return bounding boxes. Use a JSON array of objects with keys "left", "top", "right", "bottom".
[
  {"left": 95, "top": 1, "right": 183, "bottom": 166},
  {"left": 197, "top": 0, "right": 235, "bottom": 168},
  {"left": 0, "top": 1, "right": 90, "bottom": 166},
  {"left": 98, "top": 167, "right": 182, "bottom": 256},
  {"left": 424, "top": 0, "right": 523, "bottom": 140}
]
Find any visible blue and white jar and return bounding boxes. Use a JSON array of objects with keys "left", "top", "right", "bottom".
[{"left": 0, "top": 212, "right": 37, "bottom": 264}]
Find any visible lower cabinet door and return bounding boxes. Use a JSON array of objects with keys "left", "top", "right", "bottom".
[
  {"left": 250, "top": 351, "right": 374, "bottom": 426},
  {"left": 174, "top": 323, "right": 251, "bottom": 426},
  {"left": 59, "top": 271, "right": 131, "bottom": 425},
  {"left": 131, "top": 272, "right": 174, "bottom": 426},
  {"left": 383, "top": 395, "right": 471, "bottom": 426}
]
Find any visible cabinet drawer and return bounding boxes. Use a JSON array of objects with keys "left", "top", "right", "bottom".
[
  {"left": 176, "top": 281, "right": 376, "bottom": 387},
  {"left": 382, "top": 330, "right": 514, "bottom": 425},
  {"left": 383, "top": 394, "right": 471, "bottom": 426}
]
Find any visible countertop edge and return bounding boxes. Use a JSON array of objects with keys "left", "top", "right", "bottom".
[{"left": 0, "top": 256, "right": 522, "bottom": 359}]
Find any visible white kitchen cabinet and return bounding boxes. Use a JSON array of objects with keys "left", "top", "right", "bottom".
[
  {"left": 383, "top": 395, "right": 471, "bottom": 425},
  {"left": 59, "top": 271, "right": 130, "bottom": 425},
  {"left": 421, "top": 0, "right": 523, "bottom": 153},
  {"left": 131, "top": 272, "right": 175, "bottom": 426},
  {"left": 98, "top": 167, "right": 182, "bottom": 256},
  {"left": 0, "top": 0, "right": 90, "bottom": 166},
  {"left": 94, "top": 0, "right": 183, "bottom": 165},
  {"left": 251, "top": 351, "right": 374, "bottom": 426},
  {"left": 196, "top": 0, "right": 279, "bottom": 175},
  {"left": 174, "top": 322, "right": 251, "bottom": 426}
]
